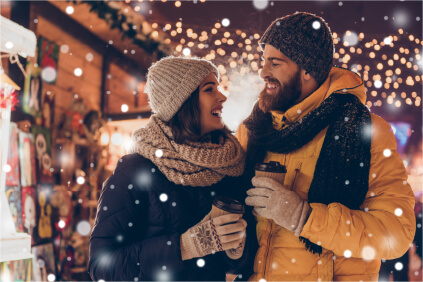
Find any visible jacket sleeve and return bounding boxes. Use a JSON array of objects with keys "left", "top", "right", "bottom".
[
  {"left": 300, "top": 114, "right": 416, "bottom": 260},
  {"left": 88, "top": 156, "right": 185, "bottom": 281}
]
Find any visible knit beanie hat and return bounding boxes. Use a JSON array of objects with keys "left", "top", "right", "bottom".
[
  {"left": 259, "top": 12, "right": 334, "bottom": 85},
  {"left": 145, "top": 56, "right": 220, "bottom": 122}
]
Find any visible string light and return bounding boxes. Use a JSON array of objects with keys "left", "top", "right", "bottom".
[{"left": 137, "top": 7, "right": 421, "bottom": 109}]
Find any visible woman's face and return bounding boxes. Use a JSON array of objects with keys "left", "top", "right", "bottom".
[{"left": 198, "top": 73, "right": 227, "bottom": 136}]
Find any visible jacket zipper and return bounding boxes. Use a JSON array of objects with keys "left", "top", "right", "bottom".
[
  {"left": 291, "top": 162, "right": 303, "bottom": 191},
  {"left": 263, "top": 220, "right": 273, "bottom": 280}
]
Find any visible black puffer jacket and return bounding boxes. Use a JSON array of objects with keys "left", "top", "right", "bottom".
[{"left": 89, "top": 153, "right": 254, "bottom": 281}]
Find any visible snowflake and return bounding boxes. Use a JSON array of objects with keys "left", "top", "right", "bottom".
[
  {"left": 128, "top": 184, "right": 133, "bottom": 189},
  {"left": 344, "top": 249, "right": 352, "bottom": 258},
  {"left": 155, "top": 149, "right": 163, "bottom": 158},
  {"left": 383, "top": 149, "right": 392, "bottom": 157},
  {"left": 160, "top": 193, "right": 168, "bottom": 202},
  {"left": 312, "top": 21, "right": 321, "bottom": 30},
  {"left": 110, "top": 184, "right": 115, "bottom": 189},
  {"left": 394, "top": 208, "right": 403, "bottom": 216},
  {"left": 362, "top": 246, "right": 376, "bottom": 261},
  {"left": 395, "top": 262, "right": 403, "bottom": 271},
  {"left": 197, "top": 259, "right": 205, "bottom": 267}
]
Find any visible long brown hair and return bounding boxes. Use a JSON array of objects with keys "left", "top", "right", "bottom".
[{"left": 167, "top": 87, "right": 230, "bottom": 144}]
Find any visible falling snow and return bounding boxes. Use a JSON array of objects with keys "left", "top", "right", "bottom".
[
  {"left": 395, "top": 262, "right": 404, "bottom": 271},
  {"left": 312, "top": 20, "right": 321, "bottom": 30},
  {"left": 160, "top": 193, "right": 168, "bottom": 202},
  {"left": 395, "top": 208, "right": 403, "bottom": 216},
  {"left": 197, "top": 259, "right": 205, "bottom": 267},
  {"left": 344, "top": 249, "right": 352, "bottom": 258},
  {"left": 383, "top": 149, "right": 392, "bottom": 157}
]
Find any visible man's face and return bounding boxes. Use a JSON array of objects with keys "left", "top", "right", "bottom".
[{"left": 259, "top": 44, "right": 303, "bottom": 113}]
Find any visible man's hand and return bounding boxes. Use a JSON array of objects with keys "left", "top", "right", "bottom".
[{"left": 245, "top": 176, "right": 310, "bottom": 236}]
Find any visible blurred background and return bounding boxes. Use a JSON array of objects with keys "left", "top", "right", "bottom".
[{"left": 0, "top": 0, "right": 421, "bottom": 281}]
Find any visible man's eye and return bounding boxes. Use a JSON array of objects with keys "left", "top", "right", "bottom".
[{"left": 272, "top": 63, "right": 280, "bottom": 67}]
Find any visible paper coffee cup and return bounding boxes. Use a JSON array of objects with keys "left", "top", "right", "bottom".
[
  {"left": 211, "top": 196, "right": 245, "bottom": 260},
  {"left": 255, "top": 161, "right": 287, "bottom": 184},
  {"left": 211, "top": 196, "right": 244, "bottom": 219}
]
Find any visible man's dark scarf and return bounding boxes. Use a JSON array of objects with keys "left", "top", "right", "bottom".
[{"left": 244, "top": 93, "right": 372, "bottom": 255}]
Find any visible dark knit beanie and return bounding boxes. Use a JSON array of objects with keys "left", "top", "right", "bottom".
[{"left": 259, "top": 12, "right": 334, "bottom": 85}]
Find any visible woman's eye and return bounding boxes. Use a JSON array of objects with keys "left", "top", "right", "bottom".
[{"left": 205, "top": 87, "right": 213, "bottom": 92}]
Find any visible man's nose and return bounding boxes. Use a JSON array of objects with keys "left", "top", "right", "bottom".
[{"left": 260, "top": 63, "right": 270, "bottom": 79}]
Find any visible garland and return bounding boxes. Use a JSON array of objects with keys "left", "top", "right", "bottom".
[{"left": 75, "top": 0, "right": 171, "bottom": 59}]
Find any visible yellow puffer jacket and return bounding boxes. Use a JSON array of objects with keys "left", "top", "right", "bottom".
[{"left": 236, "top": 67, "right": 416, "bottom": 281}]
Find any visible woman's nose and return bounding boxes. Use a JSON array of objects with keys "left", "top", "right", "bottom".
[{"left": 218, "top": 90, "right": 227, "bottom": 103}]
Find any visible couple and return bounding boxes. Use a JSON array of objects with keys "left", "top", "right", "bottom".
[{"left": 89, "top": 12, "right": 416, "bottom": 281}]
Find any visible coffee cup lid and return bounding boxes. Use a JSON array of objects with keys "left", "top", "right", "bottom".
[
  {"left": 212, "top": 196, "right": 244, "bottom": 214},
  {"left": 255, "top": 161, "right": 287, "bottom": 173}
]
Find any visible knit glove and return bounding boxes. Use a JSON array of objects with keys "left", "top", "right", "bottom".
[
  {"left": 180, "top": 213, "right": 246, "bottom": 261},
  {"left": 245, "top": 176, "right": 311, "bottom": 237},
  {"left": 201, "top": 211, "right": 247, "bottom": 260}
]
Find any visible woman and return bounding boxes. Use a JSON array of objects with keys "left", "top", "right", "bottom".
[{"left": 88, "top": 56, "right": 250, "bottom": 281}]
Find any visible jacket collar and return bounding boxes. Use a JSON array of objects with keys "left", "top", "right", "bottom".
[{"left": 271, "top": 66, "right": 366, "bottom": 130}]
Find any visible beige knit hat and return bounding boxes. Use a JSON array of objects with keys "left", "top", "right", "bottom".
[{"left": 145, "top": 56, "right": 220, "bottom": 122}]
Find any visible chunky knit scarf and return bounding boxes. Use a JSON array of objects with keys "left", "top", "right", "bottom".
[
  {"left": 244, "top": 93, "right": 372, "bottom": 254},
  {"left": 129, "top": 115, "right": 245, "bottom": 187}
]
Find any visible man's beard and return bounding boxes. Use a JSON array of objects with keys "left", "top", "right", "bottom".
[{"left": 259, "top": 68, "right": 302, "bottom": 113}]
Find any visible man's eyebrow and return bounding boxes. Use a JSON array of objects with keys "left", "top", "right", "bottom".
[{"left": 261, "top": 56, "right": 284, "bottom": 62}]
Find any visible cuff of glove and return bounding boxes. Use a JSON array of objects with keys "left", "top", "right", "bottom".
[
  {"left": 225, "top": 235, "right": 246, "bottom": 260},
  {"left": 180, "top": 233, "right": 197, "bottom": 261},
  {"left": 293, "top": 201, "right": 311, "bottom": 237}
]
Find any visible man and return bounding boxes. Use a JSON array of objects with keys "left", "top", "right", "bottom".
[{"left": 236, "top": 12, "right": 416, "bottom": 281}]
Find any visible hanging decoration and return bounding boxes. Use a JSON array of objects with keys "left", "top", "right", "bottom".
[{"left": 80, "top": 0, "right": 171, "bottom": 59}]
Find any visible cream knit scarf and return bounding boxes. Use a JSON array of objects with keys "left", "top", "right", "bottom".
[{"left": 129, "top": 115, "right": 245, "bottom": 187}]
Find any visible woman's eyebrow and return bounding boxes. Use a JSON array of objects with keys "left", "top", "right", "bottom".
[{"left": 202, "top": 81, "right": 216, "bottom": 88}]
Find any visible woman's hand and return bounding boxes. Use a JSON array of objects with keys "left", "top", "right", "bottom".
[{"left": 180, "top": 213, "right": 245, "bottom": 261}]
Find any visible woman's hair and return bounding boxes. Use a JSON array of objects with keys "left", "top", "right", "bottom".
[{"left": 167, "top": 87, "right": 230, "bottom": 144}]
